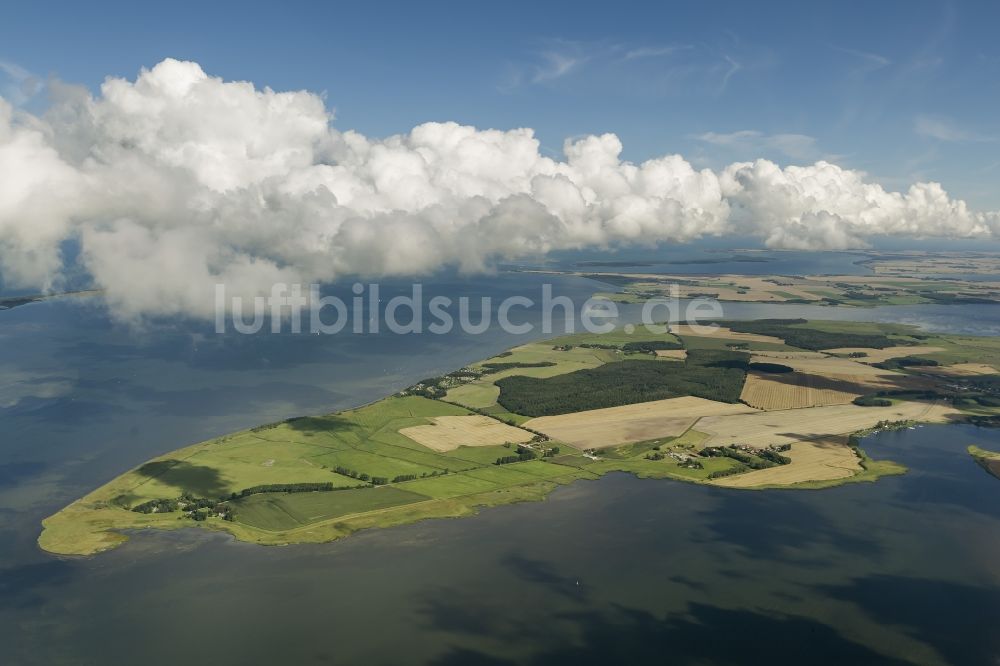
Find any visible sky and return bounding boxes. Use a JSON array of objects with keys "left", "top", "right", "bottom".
[
  {"left": 3, "top": 0, "right": 998, "bottom": 206},
  {"left": 1, "top": 0, "right": 1000, "bottom": 318}
]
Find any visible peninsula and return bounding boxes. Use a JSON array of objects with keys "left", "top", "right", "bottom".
[{"left": 40, "top": 318, "right": 1000, "bottom": 556}]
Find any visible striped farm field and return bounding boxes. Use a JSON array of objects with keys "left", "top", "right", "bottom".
[
  {"left": 745, "top": 354, "right": 933, "bottom": 394},
  {"left": 749, "top": 354, "right": 889, "bottom": 376},
  {"left": 524, "top": 396, "right": 756, "bottom": 450},
  {"left": 710, "top": 436, "right": 861, "bottom": 487},
  {"left": 739, "top": 371, "right": 860, "bottom": 410},
  {"left": 670, "top": 324, "right": 787, "bottom": 344}
]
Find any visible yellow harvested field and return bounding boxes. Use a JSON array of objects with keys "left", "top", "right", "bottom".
[
  {"left": 747, "top": 354, "right": 933, "bottom": 393},
  {"left": 821, "top": 346, "right": 946, "bottom": 363},
  {"left": 740, "top": 371, "right": 859, "bottom": 410},
  {"left": 399, "top": 416, "right": 534, "bottom": 452},
  {"left": 829, "top": 373, "right": 932, "bottom": 392},
  {"left": 655, "top": 349, "right": 688, "bottom": 360},
  {"left": 670, "top": 324, "right": 786, "bottom": 344},
  {"left": 751, "top": 354, "right": 891, "bottom": 377},
  {"left": 922, "top": 362, "right": 999, "bottom": 377},
  {"left": 750, "top": 350, "right": 829, "bottom": 360},
  {"left": 697, "top": 401, "right": 959, "bottom": 450},
  {"left": 524, "top": 396, "right": 756, "bottom": 450},
  {"left": 711, "top": 436, "right": 861, "bottom": 488}
]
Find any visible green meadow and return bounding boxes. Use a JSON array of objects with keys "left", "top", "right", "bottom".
[{"left": 39, "top": 395, "right": 598, "bottom": 555}]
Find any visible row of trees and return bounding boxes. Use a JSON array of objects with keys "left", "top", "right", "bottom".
[
  {"left": 621, "top": 340, "right": 683, "bottom": 353},
  {"left": 335, "top": 466, "right": 448, "bottom": 484},
  {"left": 854, "top": 395, "right": 893, "bottom": 407},
  {"left": 749, "top": 362, "right": 793, "bottom": 374},
  {"left": 757, "top": 449, "right": 791, "bottom": 466},
  {"left": 708, "top": 464, "right": 750, "bottom": 479},
  {"left": 233, "top": 482, "right": 336, "bottom": 497},
  {"left": 131, "top": 498, "right": 180, "bottom": 514},
  {"left": 480, "top": 361, "right": 556, "bottom": 372},
  {"left": 702, "top": 445, "right": 789, "bottom": 470},
  {"left": 336, "top": 466, "right": 373, "bottom": 481},
  {"left": 874, "top": 356, "right": 939, "bottom": 371}
]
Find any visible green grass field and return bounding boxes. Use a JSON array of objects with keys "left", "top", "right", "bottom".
[
  {"left": 235, "top": 486, "right": 431, "bottom": 530},
  {"left": 445, "top": 381, "right": 501, "bottom": 408},
  {"left": 39, "top": 393, "right": 594, "bottom": 554},
  {"left": 111, "top": 396, "right": 479, "bottom": 508},
  {"left": 546, "top": 324, "right": 682, "bottom": 348},
  {"left": 445, "top": 343, "right": 614, "bottom": 409}
]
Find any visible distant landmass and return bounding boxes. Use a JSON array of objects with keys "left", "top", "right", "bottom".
[
  {"left": 0, "top": 290, "right": 99, "bottom": 311},
  {"left": 574, "top": 255, "right": 774, "bottom": 268}
]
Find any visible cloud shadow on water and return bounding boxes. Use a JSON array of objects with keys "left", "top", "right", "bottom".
[
  {"left": 423, "top": 598, "right": 911, "bottom": 666},
  {"left": 817, "top": 574, "right": 1000, "bottom": 666},
  {"left": 694, "top": 487, "right": 881, "bottom": 562}
]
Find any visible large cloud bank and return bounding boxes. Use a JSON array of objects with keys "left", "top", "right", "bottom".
[{"left": 1, "top": 59, "right": 996, "bottom": 318}]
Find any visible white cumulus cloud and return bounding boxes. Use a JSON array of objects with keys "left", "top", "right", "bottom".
[{"left": 0, "top": 59, "right": 997, "bottom": 319}]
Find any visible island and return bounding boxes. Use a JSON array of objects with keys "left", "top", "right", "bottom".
[
  {"left": 857, "top": 251, "right": 1000, "bottom": 277},
  {"left": 969, "top": 445, "right": 1000, "bottom": 481},
  {"left": 39, "top": 318, "right": 1000, "bottom": 556},
  {"left": 565, "top": 271, "right": 1000, "bottom": 306}
]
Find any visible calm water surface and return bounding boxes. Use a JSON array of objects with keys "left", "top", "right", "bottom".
[{"left": 2, "top": 271, "right": 1000, "bottom": 665}]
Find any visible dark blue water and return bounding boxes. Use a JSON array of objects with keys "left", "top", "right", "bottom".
[{"left": 3, "top": 272, "right": 1000, "bottom": 665}]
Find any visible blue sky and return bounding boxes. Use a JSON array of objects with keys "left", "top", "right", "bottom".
[{"left": 2, "top": 0, "right": 999, "bottom": 208}]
